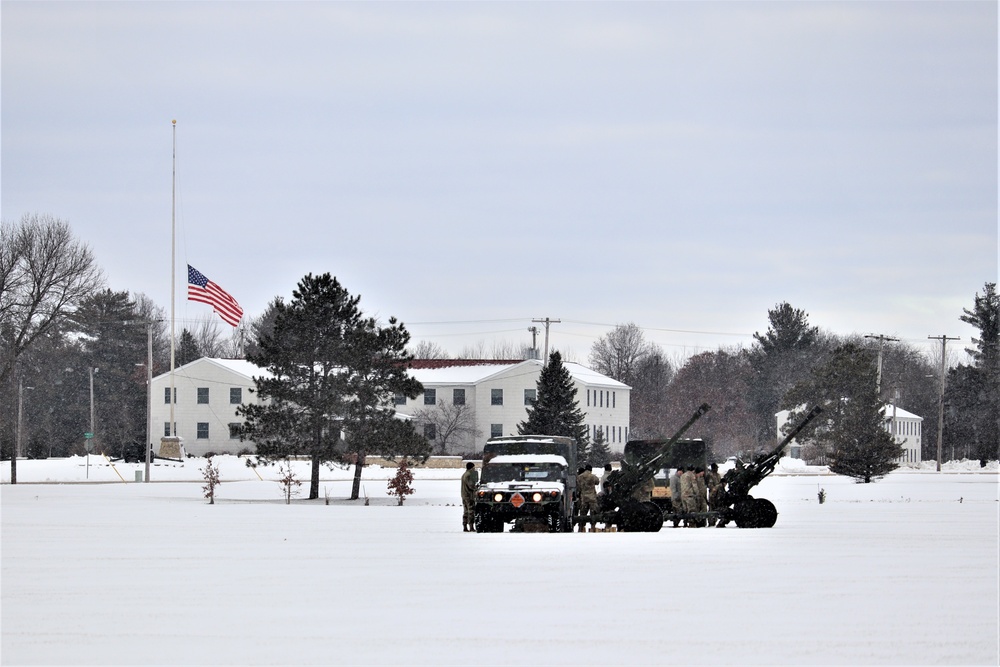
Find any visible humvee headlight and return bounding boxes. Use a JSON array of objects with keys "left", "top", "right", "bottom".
[
  {"left": 531, "top": 492, "right": 543, "bottom": 503},
  {"left": 493, "top": 492, "right": 504, "bottom": 502}
]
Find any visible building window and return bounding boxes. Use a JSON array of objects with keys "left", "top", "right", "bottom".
[
  {"left": 163, "top": 387, "right": 176, "bottom": 404},
  {"left": 230, "top": 388, "right": 242, "bottom": 404},
  {"left": 613, "top": 392, "right": 616, "bottom": 408},
  {"left": 424, "top": 423, "right": 437, "bottom": 440},
  {"left": 524, "top": 389, "right": 536, "bottom": 406},
  {"left": 491, "top": 388, "right": 503, "bottom": 406},
  {"left": 163, "top": 422, "right": 171, "bottom": 437},
  {"left": 599, "top": 391, "right": 603, "bottom": 408},
  {"left": 424, "top": 389, "right": 436, "bottom": 405},
  {"left": 197, "top": 388, "right": 209, "bottom": 404},
  {"left": 453, "top": 388, "right": 465, "bottom": 405},
  {"left": 491, "top": 423, "right": 503, "bottom": 438},
  {"left": 394, "top": 393, "right": 407, "bottom": 406},
  {"left": 228, "top": 423, "right": 241, "bottom": 440},
  {"left": 197, "top": 423, "right": 209, "bottom": 439}
]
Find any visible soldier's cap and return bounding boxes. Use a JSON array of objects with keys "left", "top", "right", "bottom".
[
  {"left": 466, "top": 462, "right": 475, "bottom": 469},
  {"left": 585, "top": 464, "right": 592, "bottom": 471}
]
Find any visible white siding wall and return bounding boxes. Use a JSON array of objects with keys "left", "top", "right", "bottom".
[
  {"left": 150, "top": 360, "right": 260, "bottom": 457},
  {"left": 580, "top": 383, "right": 630, "bottom": 449},
  {"left": 396, "top": 363, "right": 631, "bottom": 455},
  {"left": 889, "top": 416, "right": 922, "bottom": 465}
]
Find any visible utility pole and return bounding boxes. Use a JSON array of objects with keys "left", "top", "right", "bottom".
[
  {"left": 865, "top": 333, "right": 899, "bottom": 395},
  {"left": 928, "top": 335, "right": 959, "bottom": 472},
  {"left": 145, "top": 321, "right": 153, "bottom": 483},
  {"left": 531, "top": 318, "right": 561, "bottom": 365},
  {"left": 527, "top": 326, "right": 539, "bottom": 360}
]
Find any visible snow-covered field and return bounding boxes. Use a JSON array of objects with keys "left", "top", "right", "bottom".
[{"left": 2, "top": 457, "right": 998, "bottom": 666}]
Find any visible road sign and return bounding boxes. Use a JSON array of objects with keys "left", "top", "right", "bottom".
[{"left": 84, "top": 432, "right": 94, "bottom": 439}]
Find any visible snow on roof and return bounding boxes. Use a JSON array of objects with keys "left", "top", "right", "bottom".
[
  {"left": 408, "top": 358, "right": 629, "bottom": 388},
  {"left": 485, "top": 454, "right": 569, "bottom": 466},
  {"left": 153, "top": 357, "right": 271, "bottom": 382},
  {"left": 778, "top": 404, "right": 924, "bottom": 421},
  {"left": 880, "top": 405, "right": 923, "bottom": 421}
]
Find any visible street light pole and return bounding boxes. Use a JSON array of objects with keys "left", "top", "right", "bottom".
[{"left": 88, "top": 367, "right": 98, "bottom": 479}]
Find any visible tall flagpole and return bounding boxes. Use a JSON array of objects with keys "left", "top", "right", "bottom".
[{"left": 169, "top": 120, "right": 177, "bottom": 438}]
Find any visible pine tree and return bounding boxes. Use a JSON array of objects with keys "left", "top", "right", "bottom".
[
  {"left": 748, "top": 302, "right": 823, "bottom": 445},
  {"left": 949, "top": 282, "right": 1000, "bottom": 465},
  {"left": 238, "top": 273, "right": 423, "bottom": 500},
  {"left": 783, "top": 343, "right": 902, "bottom": 482},
  {"left": 588, "top": 427, "right": 612, "bottom": 467},
  {"left": 518, "top": 351, "right": 589, "bottom": 460}
]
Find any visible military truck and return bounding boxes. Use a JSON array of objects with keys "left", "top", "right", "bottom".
[
  {"left": 625, "top": 437, "right": 709, "bottom": 513},
  {"left": 473, "top": 435, "right": 577, "bottom": 533}
]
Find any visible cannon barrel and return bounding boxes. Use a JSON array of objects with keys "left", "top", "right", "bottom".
[
  {"left": 605, "top": 403, "right": 711, "bottom": 508},
  {"left": 722, "top": 404, "right": 823, "bottom": 502}
]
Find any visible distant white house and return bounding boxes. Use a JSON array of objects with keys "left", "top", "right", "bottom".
[
  {"left": 396, "top": 359, "right": 631, "bottom": 454},
  {"left": 776, "top": 405, "right": 923, "bottom": 465},
  {"left": 151, "top": 357, "right": 629, "bottom": 458},
  {"left": 151, "top": 358, "right": 268, "bottom": 457}
]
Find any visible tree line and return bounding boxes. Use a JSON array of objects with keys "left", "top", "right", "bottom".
[
  {"left": 3, "top": 214, "right": 997, "bottom": 491},
  {"left": 588, "top": 291, "right": 998, "bottom": 469}
]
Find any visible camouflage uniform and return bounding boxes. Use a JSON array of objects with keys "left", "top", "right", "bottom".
[
  {"left": 461, "top": 465, "right": 478, "bottom": 531},
  {"left": 695, "top": 469, "right": 709, "bottom": 513},
  {"left": 631, "top": 476, "right": 654, "bottom": 502},
  {"left": 680, "top": 469, "right": 698, "bottom": 514},
  {"left": 705, "top": 466, "right": 724, "bottom": 510},
  {"left": 577, "top": 468, "right": 601, "bottom": 528},
  {"left": 669, "top": 469, "right": 684, "bottom": 526}
]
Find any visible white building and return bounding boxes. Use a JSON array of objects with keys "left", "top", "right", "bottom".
[
  {"left": 151, "top": 357, "right": 629, "bottom": 458},
  {"left": 151, "top": 358, "right": 268, "bottom": 457},
  {"left": 396, "top": 359, "right": 631, "bottom": 454},
  {"left": 775, "top": 404, "right": 923, "bottom": 465}
]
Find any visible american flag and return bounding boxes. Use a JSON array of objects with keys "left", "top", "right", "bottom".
[{"left": 187, "top": 265, "right": 243, "bottom": 327}]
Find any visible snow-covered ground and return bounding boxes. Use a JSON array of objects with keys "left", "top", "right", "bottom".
[{"left": 2, "top": 457, "right": 998, "bottom": 666}]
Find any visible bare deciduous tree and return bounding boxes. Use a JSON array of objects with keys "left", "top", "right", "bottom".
[
  {"left": 412, "top": 401, "right": 481, "bottom": 454},
  {"left": 410, "top": 340, "right": 449, "bottom": 359},
  {"left": 1, "top": 214, "right": 104, "bottom": 384},
  {"left": 588, "top": 322, "right": 655, "bottom": 384}
]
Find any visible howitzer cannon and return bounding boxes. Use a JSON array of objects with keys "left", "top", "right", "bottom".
[
  {"left": 590, "top": 403, "right": 711, "bottom": 532},
  {"left": 713, "top": 404, "right": 824, "bottom": 528}
]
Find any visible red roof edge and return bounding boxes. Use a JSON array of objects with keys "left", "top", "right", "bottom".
[{"left": 407, "top": 359, "right": 523, "bottom": 369}]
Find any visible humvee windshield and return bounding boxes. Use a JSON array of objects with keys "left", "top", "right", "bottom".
[{"left": 481, "top": 462, "right": 566, "bottom": 484}]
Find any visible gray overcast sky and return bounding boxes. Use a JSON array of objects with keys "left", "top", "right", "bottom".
[{"left": 2, "top": 1, "right": 996, "bottom": 362}]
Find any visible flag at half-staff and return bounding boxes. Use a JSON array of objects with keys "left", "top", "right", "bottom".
[{"left": 187, "top": 265, "right": 243, "bottom": 327}]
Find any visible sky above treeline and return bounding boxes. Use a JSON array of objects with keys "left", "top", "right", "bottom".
[{"left": 2, "top": 2, "right": 996, "bottom": 363}]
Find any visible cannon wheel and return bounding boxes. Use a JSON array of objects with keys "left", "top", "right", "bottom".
[
  {"left": 619, "top": 501, "right": 663, "bottom": 532},
  {"left": 640, "top": 501, "right": 664, "bottom": 532},
  {"left": 734, "top": 497, "right": 778, "bottom": 528}
]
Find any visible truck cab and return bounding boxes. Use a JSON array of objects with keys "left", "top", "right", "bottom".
[{"left": 473, "top": 435, "right": 576, "bottom": 533}]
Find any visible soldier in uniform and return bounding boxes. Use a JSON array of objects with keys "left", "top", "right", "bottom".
[
  {"left": 669, "top": 467, "right": 684, "bottom": 527},
  {"left": 577, "top": 464, "right": 601, "bottom": 531},
  {"left": 680, "top": 466, "right": 698, "bottom": 523},
  {"left": 461, "top": 461, "right": 478, "bottom": 532},
  {"left": 706, "top": 462, "right": 724, "bottom": 510},
  {"left": 694, "top": 467, "right": 709, "bottom": 525}
]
